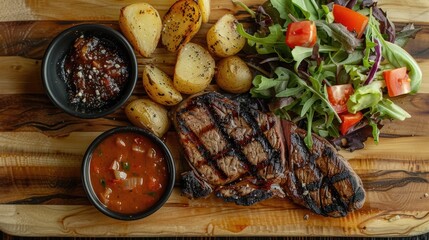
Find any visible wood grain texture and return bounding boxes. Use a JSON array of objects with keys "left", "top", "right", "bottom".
[
  {"left": 0, "top": 0, "right": 428, "bottom": 238},
  {"left": 0, "top": 0, "right": 427, "bottom": 22}
]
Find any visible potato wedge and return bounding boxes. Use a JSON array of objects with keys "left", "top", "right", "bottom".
[
  {"left": 142, "top": 65, "right": 183, "bottom": 106},
  {"left": 125, "top": 98, "right": 170, "bottom": 137},
  {"left": 216, "top": 56, "right": 252, "bottom": 94},
  {"left": 119, "top": 3, "right": 162, "bottom": 57},
  {"left": 198, "top": 0, "right": 211, "bottom": 23},
  {"left": 174, "top": 43, "right": 215, "bottom": 94},
  {"left": 161, "top": 0, "right": 202, "bottom": 52},
  {"left": 207, "top": 14, "right": 246, "bottom": 57}
]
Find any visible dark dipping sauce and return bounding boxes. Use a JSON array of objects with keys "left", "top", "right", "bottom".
[
  {"left": 63, "top": 35, "right": 129, "bottom": 110},
  {"left": 89, "top": 132, "right": 169, "bottom": 214}
]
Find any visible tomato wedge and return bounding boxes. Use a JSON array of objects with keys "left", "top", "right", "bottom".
[
  {"left": 340, "top": 111, "right": 364, "bottom": 135},
  {"left": 383, "top": 67, "right": 411, "bottom": 97},
  {"left": 285, "top": 21, "right": 317, "bottom": 49},
  {"left": 333, "top": 4, "right": 369, "bottom": 38},
  {"left": 327, "top": 84, "right": 354, "bottom": 114}
]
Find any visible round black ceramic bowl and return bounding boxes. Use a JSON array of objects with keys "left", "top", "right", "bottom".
[
  {"left": 81, "top": 126, "right": 176, "bottom": 221},
  {"left": 42, "top": 24, "right": 138, "bottom": 119}
]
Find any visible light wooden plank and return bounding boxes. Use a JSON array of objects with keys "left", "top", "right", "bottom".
[
  {"left": 0, "top": 204, "right": 428, "bottom": 237},
  {"left": 0, "top": 0, "right": 428, "bottom": 22},
  {"left": 1, "top": 132, "right": 428, "bottom": 167},
  {"left": 378, "top": 0, "right": 429, "bottom": 23}
]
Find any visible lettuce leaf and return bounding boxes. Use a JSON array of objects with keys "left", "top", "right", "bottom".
[{"left": 347, "top": 80, "right": 384, "bottom": 113}]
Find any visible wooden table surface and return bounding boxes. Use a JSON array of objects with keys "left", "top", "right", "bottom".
[{"left": 0, "top": 0, "right": 428, "bottom": 238}]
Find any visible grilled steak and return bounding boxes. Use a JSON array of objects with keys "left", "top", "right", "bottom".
[
  {"left": 281, "top": 120, "right": 366, "bottom": 217},
  {"left": 173, "top": 92, "right": 365, "bottom": 217}
]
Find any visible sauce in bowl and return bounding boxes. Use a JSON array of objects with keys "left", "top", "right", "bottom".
[
  {"left": 89, "top": 131, "right": 169, "bottom": 214},
  {"left": 63, "top": 35, "right": 129, "bottom": 110}
]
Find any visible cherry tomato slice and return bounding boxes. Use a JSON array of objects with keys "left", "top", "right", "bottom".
[
  {"left": 327, "top": 84, "right": 354, "bottom": 114},
  {"left": 333, "top": 4, "right": 369, "bottom": 38},
  {"left": 285, "top": 21, "right": 317, "bottom": 49},
  {"left": 340, "top": 111, "right": 364, "bottom": 135},
  {"left": 383, "top": 67, "right": 411, "bottom": 97}
]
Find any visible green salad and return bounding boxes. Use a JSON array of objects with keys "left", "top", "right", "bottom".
[{"left": 234, "top": 0, "right": 422, "bottom": 150}]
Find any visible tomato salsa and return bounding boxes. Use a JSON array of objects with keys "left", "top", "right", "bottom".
[{"left": 89, "top": 132, "right": 169, "bottom": 214}]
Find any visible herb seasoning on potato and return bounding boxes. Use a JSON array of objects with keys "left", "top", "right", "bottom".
[
  {"left": 142, "top": 65, "right": 182, "bottom": 106},
  {"left": 207, "top": 14, "right": 245, "bottom": 57},
  {"left": 161, "top": 0, "right": 202, "bottom": 52},
  {"left": 125, "top": 98, "right": 170, "bottom": 137},
  {"left": 119, "top": 3, "right": 162, "bottom": 57},
  {"left": 174, "top": 42, "right": 215, "bottom": 94}
]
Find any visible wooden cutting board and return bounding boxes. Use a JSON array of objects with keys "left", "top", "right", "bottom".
[{"left": 0, "top": 0, "right": 428, "bottom": 237}]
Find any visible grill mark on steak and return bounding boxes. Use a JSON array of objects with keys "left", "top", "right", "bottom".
[
  {"left": 282, "top": 120, "right": 366, "bottom": 217},
  {"left": 180, "top": 93, "right": 282, "bottom": 180},
  {"left": 239, "top": 105, "right": 282, "bottom": 174},
  {"left": 175, "top": 92, "right": 365, "bottom": 217},
  {"left": 175, "top": 107, "right": 229, "bottom": 182},
  {"left": 209, "top": 93, "right": 286, "bottom": 181},
  {"left": 203, "top": 95, "right": 256, "bottom": 175},
  {"left": 219, "top": 100, "right": 284, "bottom": 180},
  {"left": 175, "top": 93, "right": 255, "bottom": 184}
]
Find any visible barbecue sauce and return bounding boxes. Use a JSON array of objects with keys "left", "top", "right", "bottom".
[{"left": 63, "top": 35, "right": 129, "bottom": 110}]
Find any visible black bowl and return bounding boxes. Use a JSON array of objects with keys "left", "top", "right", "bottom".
[
  {"left": 42, "top": 24, "right": 138, "bottom": 119},
  {"left": 81, "top": 126, "right": 176, "bottom": 220}
]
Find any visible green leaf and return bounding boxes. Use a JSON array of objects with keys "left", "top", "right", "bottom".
[
  {"left": 291, "top": 0, "right": 319, "bottom": 20},
  {"left": 276, "top": 86, "right": 304, "bottom": 97},
  {"left": 377, "top": 99, "right": 411, "bottom": 121},
  {"left": 297, "top": 78, "right": 341, "bottom": 122},
  {"left": 368, "top": 119, "right": 380, "bottom": 144},
  {"left": 251, "top": 75, "right": 278, "bottom": 98},
  {"left": 315, "top": 22, "right": 362, "bottom": 53},
  {"left": 251, "top": 67, "right": 292, "bottom": 98},
  {"left": 237, "top": 23, "right": 283, "bottom": 45},
  {"left": 324, "top": 51, "right": 364, "bottom": 72},
  {"left": 347, "top": 80, "right": 384, "bottom": 113},
  {"left": 270, "top": 0, "right": 297, "bottom": 21},
  {"left": 308, "top": 76, "right": 322, "bottom": 92},
  {"left": 395, "top": 23, "right": 421, "bottom": 48},
  {"left": 321, "top": 5, "right": 334, "bottom": 23},
  {"left": 301, "top": 94, "right": 318, "bottom": 117},
  {"left": 304, "top": 108, "right": 315, "bottom": 149},
  {"left": 232, "top": 0, "right": 256, "bottom": 18},
  {"left": 291, "top": 45, "right": 338, "bottom": 71}
]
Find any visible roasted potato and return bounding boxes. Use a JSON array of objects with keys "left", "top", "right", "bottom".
[
  {"left": 142, "top": 65, "right": 183, "bottom": 106},
  {"left": 216, "top": 56, "right": 252, "bottom": 94},
  {"left": 161, "top": 0, "right": 202, "bottom": 52},
  {"left": 174, "top": 43, "right": 215, "bottom": 94},
  {"left": 198, "top": 0, "right": 211, "bottom": 23},
  {"left": 125, "top": 98, "right": 170, "bottom": 137},
  {"left": 207, "top": 14, "right": 246, "bottom": 57},
  {"left": 119, "top": 3, "right": 162, "bottom": 57}
]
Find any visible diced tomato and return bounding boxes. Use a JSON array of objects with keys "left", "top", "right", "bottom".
[
  {"left": 339, "top": 111, "right": 364, "bottom": 135},
  {"left": 285, "top": 21, "right": 317, "bottom": 49},
  {"left": 333, "top": 4, "right": 369, "bottom": 38},
  {"left": 148, "top": 176, "right": 161, "bottom": 191},
  {"left": 383, "top": 67, "right": 411, "bottom": 97},
  {"left": 327, "top": 84, "right": 354, "bottom": 114}
]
